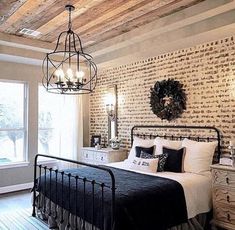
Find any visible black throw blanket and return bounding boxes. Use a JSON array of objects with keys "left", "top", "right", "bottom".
[{"left": 36, "top": 166, "right": 187, "bottom": 230}]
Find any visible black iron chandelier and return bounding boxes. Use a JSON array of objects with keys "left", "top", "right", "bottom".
[{"left": 42, "top": 4, "right": 97, "bottom": 94}]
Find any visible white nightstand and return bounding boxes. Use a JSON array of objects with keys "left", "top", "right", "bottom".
[
  {"left": 211, "top": 164, "right": 235, "bottom": 230},
  {"left": 80, "top": 147, "right": 127, "bottom": 165}
]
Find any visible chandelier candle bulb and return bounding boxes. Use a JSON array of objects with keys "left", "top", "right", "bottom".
[
  {"left": 55, "top": 69, "right": 65, "bottom": 82},
  {"left": 76, "top": 70, "right": 85, "bottom": 83},
  {"left": 66, "top": 68, "right": 73, "bottom": 81}
]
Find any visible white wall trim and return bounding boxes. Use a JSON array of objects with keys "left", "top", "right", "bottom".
[
  {"left": 0, "top": 161, "right": 30, "bottom": 170},
  {"left": 0, "top": 182, "right": 33, "bottom": 194}
]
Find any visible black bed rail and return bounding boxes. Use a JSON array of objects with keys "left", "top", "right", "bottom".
[
  {"left": 131, "top": 125, "right": 221, "bottom": 161},
  {"left": 32, "top": 154, "right": 116, "bottom": 229}
]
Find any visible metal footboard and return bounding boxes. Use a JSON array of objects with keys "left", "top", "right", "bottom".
[{"left": 32, "top": 154, "right": 116, "bottom": 230}]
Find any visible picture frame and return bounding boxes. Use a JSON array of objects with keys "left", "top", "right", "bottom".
[{"left": 90, "top": 135, "right": 101, "bottom": 147}]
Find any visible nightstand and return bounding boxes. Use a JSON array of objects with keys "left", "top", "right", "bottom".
[
  {"left": 211, "top": 164, "right": 235, "bottom": 230},
  {"left": 80, "top": 147, "right": 127, "bottom": 165}
]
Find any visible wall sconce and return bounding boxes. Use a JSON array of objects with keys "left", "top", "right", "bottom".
[
  {"left": 105, "top": 85, "right": 117, "bottom": 141},
  {"left": 105, "top": 92, "right": 116, "bottom": 121}
]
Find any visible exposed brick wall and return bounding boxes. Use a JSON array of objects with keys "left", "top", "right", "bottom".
[{"left": 90, "top": 36, "right": 235, "bottom": 154}]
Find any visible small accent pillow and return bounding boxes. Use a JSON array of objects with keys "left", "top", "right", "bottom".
[
  {"left": 135, "top": 146, "right": 155, "bottom": 157},
  {"left": 154, "top": 137, "right": 182, "bottom": 155},
  {"left": 128, "top": 136, "right": 155, "bottom": 161},
  {"left": 182, "top": 138, "right": 217, "bottom": 174},
  {"left": 163, "top": 147, "right": 185, "bottom": 173},
  {"left": 140, "top": 151, "right": 168, "bottom": 172},
  {"left": 129, "top": 157, "right": 159, "bottom": 173}
]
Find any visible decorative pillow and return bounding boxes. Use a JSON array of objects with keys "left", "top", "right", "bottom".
[
  {"left": 140, "top": 151, "right": 168, "bottom": 172},
  {"left": 163, "top": 147, "right": 185, "bottom": 173},
  {"left": 135, "top": 146, "right": 154, "bottom": 157},
  {"left": 154, "top": 137, "right": 182, "bottom": 155},
  {"left": 182, "top": 138, "right": 217, "bottom": 174},
  {"left": 128, "top": 136, "right": 155, "bottom": 161},
  {"left": 129, "top": 157, "right": 159, "bottom": 173}
]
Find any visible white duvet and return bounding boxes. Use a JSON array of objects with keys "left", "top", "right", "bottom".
[{"left": 108, "top": 160, "right": 212, "bottom": 219}]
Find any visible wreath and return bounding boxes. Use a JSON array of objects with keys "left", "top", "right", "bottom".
[{"left": 150, "top": 78, "right": 186, "bottom": 121}]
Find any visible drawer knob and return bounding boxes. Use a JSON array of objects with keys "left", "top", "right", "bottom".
[
  {"left": 227, "top": 213, "right": 231, "bottom": 221},
  {"left": 227, "top": 195, "right": 230, "bottom": 203},
  {"left": 226, "top": 177, "right": 229, "bottom": 184},
  {"left": 86, "top": 154, "right": 88, "bottom": 158},
  {"left": 101, "top": 156, "right": 103, "bottom": 160}
]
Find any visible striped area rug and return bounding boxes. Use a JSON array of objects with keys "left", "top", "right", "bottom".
[{"left": 0, "top": 208, "right": 48, "bottom": 230}]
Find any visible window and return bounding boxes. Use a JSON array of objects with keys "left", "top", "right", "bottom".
[
  {"left": 0, "top": 81, "right": 27, "bottom": 164},
  {"left": 38, "top": 86, "right": 80, "bottom": 158}
]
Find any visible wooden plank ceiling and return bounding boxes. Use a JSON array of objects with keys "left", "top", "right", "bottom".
[{"left": 0, "top": 0, "right": 204, "bottom": 48}]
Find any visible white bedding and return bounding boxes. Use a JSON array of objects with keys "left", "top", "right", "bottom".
[{"left": 108, "top": 160, "right": 212, "bottom": 219}]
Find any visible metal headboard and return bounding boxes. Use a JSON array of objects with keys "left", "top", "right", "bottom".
[{"left": 131, "top": 125, "right": 221, "bottom": 162}]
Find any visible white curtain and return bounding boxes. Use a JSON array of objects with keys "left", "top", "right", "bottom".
[{"left": 59, "top": 95, "right": 83, "bottom": 161}]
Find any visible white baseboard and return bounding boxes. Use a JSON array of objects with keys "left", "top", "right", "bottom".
[{"left": 0, "top": 182, "right": 33, "bottom": 194}]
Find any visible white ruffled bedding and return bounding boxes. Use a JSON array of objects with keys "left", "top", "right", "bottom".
[{"left": 108, "top": 160, "right": 212, "bottom": 219}]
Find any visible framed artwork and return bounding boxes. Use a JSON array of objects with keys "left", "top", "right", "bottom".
[{"left": 90, "top": 135, "right": 101, "bottom": 147}]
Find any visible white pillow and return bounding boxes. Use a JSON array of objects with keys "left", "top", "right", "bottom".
[
  {"left": 129, "top": 157, "right": 159, "bottom": 173},
  {"left": 154, "top": 137, "right": 182, "bottom": 155},
  {"left": 182, "top": 138, "right": 217, "bottom": 174},
  {"left": 128, "top": 136, "right": 155, "bottom": 161}
]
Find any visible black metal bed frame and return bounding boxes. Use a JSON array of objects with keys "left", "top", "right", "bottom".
[
  {"left": 131, "top": 125, "right": 221, "bottom": 161},
  {"left": 32, "top": 154, "right": 116, "bottom": 230},
  {"left": 32, "top": 125, "right": 221, "bottom": 229}
]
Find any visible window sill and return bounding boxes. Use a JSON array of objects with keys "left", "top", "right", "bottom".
[{"left": 0, "top": 161, "right": 30, "bottom": 169}]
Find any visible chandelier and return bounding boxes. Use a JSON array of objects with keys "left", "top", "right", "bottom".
[{"left": 42, "top": 5, "right": 97, "bottom": 94}]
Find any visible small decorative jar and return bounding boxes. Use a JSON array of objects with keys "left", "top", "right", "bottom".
[{"left": 110, "top": 137, "right": 121, "bottom": 150}]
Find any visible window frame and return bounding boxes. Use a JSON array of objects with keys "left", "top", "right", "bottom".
[
  {"left": 38, "top": 85, "right": 61, "bottom": 156},
  {"left": 0, "top": 80, "right": 28, "bottom": 166}
]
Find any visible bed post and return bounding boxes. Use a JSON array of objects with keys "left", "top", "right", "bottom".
[
  {"left": 110, "top": 170, "right": 116, "bottom": 230},
  {"left": 131, "top": 126, "right": 135, "bottom": 146},
  {"left": 211, "top": 126, "right": 221, "bottom": 160},
  {"left": 32, "top": 154, "right": 39, "bottom": 217},
  {"left": 32, "top": 153, "right": 117, "bottom": 227}
]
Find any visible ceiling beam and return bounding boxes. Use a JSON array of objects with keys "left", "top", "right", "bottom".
[
  {"left": 0, "top": 54, "right": 42, "bottom": 66},
  {"left": 0, "top": 32, "right": 57, "bottom": 53},
  {"left": 0, "top": 44, "right": 44, "bottom": 61}
]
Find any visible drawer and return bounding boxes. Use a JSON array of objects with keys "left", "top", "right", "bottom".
[
  {"left": 81, "top": 150, "right": 94, "bottom": 161},
  {"left": 214, "top": 204, "right": 235, "bottom": 225},
  {"left": 213, "top": 187, "right": 235, "bottom": 206},
  {"left": 95, "top": 152, "right": 108, "bottom": 163},
  {"left": 212, "top": 169, "right": 235, "bottom": 188}
]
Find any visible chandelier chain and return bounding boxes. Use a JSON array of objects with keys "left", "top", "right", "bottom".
[{"left": 68, "top": 7, "right": 72, "bottom": 31}]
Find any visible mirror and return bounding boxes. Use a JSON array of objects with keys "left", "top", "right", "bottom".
[{"left": 105, "top": 85, "right": 117, "bottom": 143}]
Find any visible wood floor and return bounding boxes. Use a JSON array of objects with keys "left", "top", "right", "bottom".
[
  {"left": 0, "top": 189, "right": 32, "bottom": 213},
  {"left": 0, "top": 190, "right": 50, "bottom": 229},
  {"left": 0, "top": 190, "right": 226, "bottom": 230}
]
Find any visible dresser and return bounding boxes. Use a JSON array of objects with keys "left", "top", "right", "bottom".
[
  {"left": 211, "top": 164, "right": 235, "bottom": 230},
  {"left": 80, "top": 147, "right": 127, "bottom": 165}
]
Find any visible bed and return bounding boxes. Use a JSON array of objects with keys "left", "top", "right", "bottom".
[{"left": 32, "top": 125, "right": 221, "bottom": 230}]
